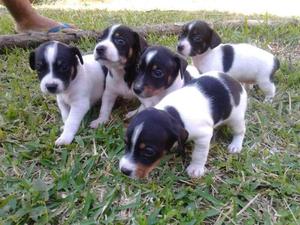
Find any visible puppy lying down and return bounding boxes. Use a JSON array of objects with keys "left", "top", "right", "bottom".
[{"left": 119, "top": 71, "right": 247, "bottom": 179}]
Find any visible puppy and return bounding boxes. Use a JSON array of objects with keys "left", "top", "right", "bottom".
[
  {"left": 128, "top": 45, "right": 200, "bottom": 117},
  {"left": 177, "top": 20, "right": 280, "bottom": 101},
  {"left": 90, "top": 24, "right": 148, "bottom": 128},
  {"left": 119, "top": 71, "right": 247, "bottom": 179},
  {"left": 29, "top": 41, "right": 107, "bottom": 145}
]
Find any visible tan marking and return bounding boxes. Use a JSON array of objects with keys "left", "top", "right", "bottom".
[
  {"left": 135, "top": 158, "right": 162, "bottom": 178},
  {"left": 139, "top": 143, "right": 146, "bottom": 149},
  {"left": 152, "top": 65, "right": 157, "bottom": 70}
]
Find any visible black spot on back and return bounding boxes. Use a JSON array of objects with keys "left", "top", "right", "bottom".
[
  {"left": 220, "top": 73, "right": 243, "bottom": 106},
  {"left": 222, "top": 45, "right": 234, "bottom": 72},
  {"left": 165, "top": 106, "right": 185, "bottom": 128},
  {"left": 190, "top": 76, "right": 232, "bottom": 124},
  {"left": 270, "top": 57, "right": 280, "bottom": 82}
]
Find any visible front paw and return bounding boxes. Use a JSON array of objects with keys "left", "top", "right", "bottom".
[
  {"left": 186, "top": 164, "right": 206, "bottom": 178},
  {"left": 228, "top": 142, "right": 242, "bottom": 154},
  {"left": 55, "top": 134, "right": 74, "bottom": 146},
  {"left": 89, "top": 118, "right": 107, "bottom": 129}
]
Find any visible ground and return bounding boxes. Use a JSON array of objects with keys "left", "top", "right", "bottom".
[{"left": 0, "top": 8, "right": 300, "bottom": 225}]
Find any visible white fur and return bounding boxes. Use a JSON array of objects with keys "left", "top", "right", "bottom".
[
  {"left": 179, "top": 41, "right": 277, "bottom": 101},
  {"left": 53, "top": 54, "right": 105, "bottom": 145},
  {"left": 145, "top": 50, "right": 157, "bottom": 65},
  {"left": 155, "top": 72, "right": 247, "bottom": 178}
]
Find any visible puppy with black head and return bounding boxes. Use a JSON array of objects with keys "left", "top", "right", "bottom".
[
  {"left": 177, "top": 20, "right": 280, "bottom": 102},
  {"left": 29, "top": 41, "right": 107, "bottom": 145},
  {"left": 119, "top": 71, "right": 247, "bottom": 179},
  {"left": 128, "top": 45, "right": 199, "bottom": 117},
  {"left": 90, "top": 24, "right": 148, "bottom": 128}
]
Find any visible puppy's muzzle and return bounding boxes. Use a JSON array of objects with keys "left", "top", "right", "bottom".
[
  {"left": 45, "top": 83, "right": 58, "bottom": 93},
  {"left": 95, "top": 45, "right": 107, "bottom": 60},
  {"left": 177, "top": 44, "right": 184, "bottom": 53},
  {"left": 120, "top": 167, "right": 132, "bottom": 176}
]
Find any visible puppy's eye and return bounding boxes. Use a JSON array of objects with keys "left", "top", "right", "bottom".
[
  {"left": 142, "top": 147, "right": 156, "bottom": 158},
  {"left": 192, "top": 35, "right": 202, "bottom": 42},
  {"left": 115, "top": 38, "right": 126, "bottom": 46},
  {"left": 36, "top": 62, "right": 44, "bottom": 71},
  {"left": 60, "top": 64, "right": 69, "bottom": 72},
  {"left": 152, "top": 69, "right": 163, "bottom": 78},
  {"left": 97, "top": 36, "right": 103, "bottom": 42}
]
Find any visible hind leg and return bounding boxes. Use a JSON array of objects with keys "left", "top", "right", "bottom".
[
  {"left": 257, "top": 81, "right": 276, "bottom": 102},
  {"left": 227, "top": 117, "right": 246, "bottom": 154}
]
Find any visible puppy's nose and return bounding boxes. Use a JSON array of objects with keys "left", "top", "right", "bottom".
[
  {"left": 46, "top": 83, "right": 58, "bottom": 93},
  {"left": 121, "top": 167, "right": 132, "bottom": 176},
  {"left": 177, "top": 44, "right": 184, "bottom": 52},
  {"left": 133, "top": 86, "right": 143, "bottom": 95},
  {"left": 96, "top": 46, "right": 106, "bottom": 56}
]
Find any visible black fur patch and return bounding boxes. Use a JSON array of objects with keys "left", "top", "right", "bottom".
[
  {"left": 102, "top": 65, "right": 108, "bottom": 90},
  {"left": 165, "top": 106, "right": 185, "bottom": 128},
  {"left": 183, "top": 70, "right": 193, "bottom": 85},
  {"left": 220, "top": 73, "right": 242, "bottom": 106},
  {"left": 270, "top": 57, "right": 280, "bottom": 82},
  {"left": 222, "top": 45, "right": 234, "bottom": 72},
  {"left": 191, "top": 76, "right": 232, "bottom": 124}
]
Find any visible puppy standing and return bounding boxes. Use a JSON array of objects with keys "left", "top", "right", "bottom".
[
  {"left": 29, "top": 41, "right": 107, "bottom": 145},
  {"left": 119, "top": 71, "right": 247, "bottom": 179},
  {"left": 90, "top": 24, "right": 148, "bottom": 128},
  {"left": 177, "top": 20, "right": 280, "bottom": 101},
  {"left": 128, "top": 45, "right": 200, "bottom": 117}
]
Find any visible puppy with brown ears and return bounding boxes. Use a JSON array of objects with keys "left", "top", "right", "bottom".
[
  {"left": 90, "top": 24, "right": 148, "bottom": 128},
  {"left": 177, "top": 20, "right": 280, "bottom": 102},
  {"left": 119, "top": 71, "right": 248, "bottom": 179}
]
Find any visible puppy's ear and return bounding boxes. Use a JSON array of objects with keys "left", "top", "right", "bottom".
[
  {"left": 210, "top": 29, "right": 222, "bottom": 48},
  {"left": 71, "top": 46, "right": 84, "bottom": 65},
  {"left": 134, "top": 32, "right": 148, "bottom": 54},
  {"left": 175, "top": 54, "right": 188, "bottom": 79},
  {"left": 29, "top": 51, "right": 36, "bottom": 70},
  {"left": 169, "top": 117, "right": 189, "bottom": 159}
]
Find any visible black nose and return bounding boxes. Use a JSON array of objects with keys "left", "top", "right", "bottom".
[
  {"left": 96, "top": 46, "right": 106, "bottom": 56},
  {"left": 177, "top": 44, "right": 184, "bottom": 52},
  {"left": 121, "top": 167, "right": 132, "bottom": 176},
  {"left": 133, "top": 86, "right": 143, "bottom": 95},
  {"left": 46, "top": 83, "right": 58, "bottom": 93}
]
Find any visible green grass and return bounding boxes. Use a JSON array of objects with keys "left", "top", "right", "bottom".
[{"left": 0, "top": 8, "right": 300, "bottom": 225}]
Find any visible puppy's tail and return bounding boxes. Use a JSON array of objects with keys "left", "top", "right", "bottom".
[{"left": 270, "top": 56, "right": 280, "bottom": 82}]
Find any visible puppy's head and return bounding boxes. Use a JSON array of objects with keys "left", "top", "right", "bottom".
[
  {"left": 29, "top": 41, "right": 83, "bottom": 94},
  {"left": 119, "top": 108, "right": 188, "bottom": 179},
  {"left": 133, "top": 46, "right": 188, "bottom": 98},
  {"left": 177, "top": 20, "right": 222, "bottom": 57},
  {"left": 94, "top": 24, "right": 148, "bottom": 68}
]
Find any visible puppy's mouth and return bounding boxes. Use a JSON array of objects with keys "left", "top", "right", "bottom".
[
  {"left": 95, "top": 54, "right": 108, "bottom": 61},
  {"left": 138, "top": 87, "right": 164, "bottom": 98}
]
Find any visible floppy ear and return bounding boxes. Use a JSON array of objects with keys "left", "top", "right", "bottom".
[
  {"left": 174, "top": 54, "right": 188, "bottom": 79},
  {"left": 29, "top": 51, "right": 36, "bottom": 70},
  {"left": 134, "top": 32, "right": 148, "bottom": 54},
  {"left": 169, "top": 119, "right": 189, "bottom": 159},
  {"left": 71, "top": 46, "right": 84, "bottom": 65},
  {"left": 210, "top": 29, "right": 222, "bottom": 48}
]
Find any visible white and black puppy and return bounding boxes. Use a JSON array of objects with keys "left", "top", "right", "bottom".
[
  {"left": 119, "top": 71, "right": 247, "bottom": 179},
  {"left": 128, "top": 45, "right": 199, "bottom": 117},
  {"left": 177, "top": 20, "right": 280, "bottom": 101},
  {"left": 90, "top": 24, "right": 148, "bottom": 128},
  {"left": 29, "top": 41, "right": 107, "bottom": 145}
]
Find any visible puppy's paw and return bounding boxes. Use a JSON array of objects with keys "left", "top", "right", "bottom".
[
  {"left": 55, "top": 134, "right": 73, "bottom": 146},
  {"left": 89, "top": 118, "right": 107, "bottom": 129},
  {"left": 125, "top": 110, "right": 138, "bottom": 119},
  {"left": 228, "top": 142, "right": 242, "bottom": 154},
  {"left": 186, "top": 164, "right": 206, "bottom": 178},
  {"left": 264, "top": 96, "right": 273, "bottom": 103}
]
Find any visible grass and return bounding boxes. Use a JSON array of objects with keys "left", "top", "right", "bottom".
[{"left": 0, "top": 8, "right": 300, "bottom": 225}]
